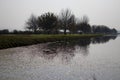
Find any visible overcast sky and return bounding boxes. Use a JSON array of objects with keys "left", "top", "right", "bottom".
[{"left": 0, "top": 0, "right": 120, "bottom": 31}]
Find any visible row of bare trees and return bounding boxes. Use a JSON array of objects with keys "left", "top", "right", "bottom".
[
  {"left": 25, "top": 9, "right": 117, "bottom": 34},
  {"left": 25, "top": 9, "right": 91, "bottom": 34}
]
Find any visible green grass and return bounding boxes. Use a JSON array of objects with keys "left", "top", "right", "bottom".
[{"left": 0, "top": 34, "right": 103, "bottom": 49}]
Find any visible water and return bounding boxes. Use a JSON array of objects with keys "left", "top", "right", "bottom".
[{"left": 0, "top": 35, "right": 120, "bottom": 80}]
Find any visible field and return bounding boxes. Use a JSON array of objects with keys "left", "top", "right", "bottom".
[{"left": 0, "top": 34, "right": 103, "bottom": 49}]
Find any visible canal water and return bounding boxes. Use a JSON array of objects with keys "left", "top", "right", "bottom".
[{"left": 0, "top": 35, "right": 120, "bottom": 80}]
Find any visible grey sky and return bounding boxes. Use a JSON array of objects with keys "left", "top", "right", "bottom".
[{"left": 0, "top": 0, "right": 120, "bottom": 31}]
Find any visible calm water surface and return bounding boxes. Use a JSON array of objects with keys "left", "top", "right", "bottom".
[{"left": 0, "top": 35, "right": 120, "bottom": 80}]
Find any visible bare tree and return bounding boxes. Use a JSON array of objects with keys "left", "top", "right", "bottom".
[
  {"left": 76, "top": 15, "right": 91, "bottom": 33},
  {"left": 80, "top": 15, "right": 89, "bottom": 24},
  {"left": 25, "top": 14, "right": 38, "bottom": 33},
  {"left": 68, "top": 15, "right": 77, "bottom": 34},
  {"left": 59, "top": 9, "right": 75, "bottom": 34}
]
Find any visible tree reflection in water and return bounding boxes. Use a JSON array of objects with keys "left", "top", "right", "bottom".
[{"left": 29, "top": 35, "right": 117, "bottom": 63}]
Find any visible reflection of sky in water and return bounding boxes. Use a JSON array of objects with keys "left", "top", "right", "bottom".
[{"left": 0, "top": 36, "right": 120, "bottom": 80}]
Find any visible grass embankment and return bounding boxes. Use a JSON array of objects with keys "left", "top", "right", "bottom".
[{"left": 0, "top": 34, "right": 103, "bottom": 49}]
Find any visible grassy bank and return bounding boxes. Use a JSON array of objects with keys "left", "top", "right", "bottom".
[{"left": 0, "top": 34, "right": 103, "bottom": 49}]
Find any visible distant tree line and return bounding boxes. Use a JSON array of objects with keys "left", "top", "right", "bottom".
[
  {"left": 0, "top": 29, "right": 9, "bottom": 34},
  {"left": 0, "top": 9, "right": 118, "bottom": 34},
  {"left": 92, "top": 25, "right": 117, "bottom": 34},
  {"left": 25, "top": 9, "right": 92, "bottom": 34},
  {"left": 0, "top": 29, "right": 35, "bottom": 34},
  {"left": 24, "top": 9, "right": 117, "bottom": 34}
]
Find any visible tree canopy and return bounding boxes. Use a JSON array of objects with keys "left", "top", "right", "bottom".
[
  {"left": 38, "top": 12, "right": 58, "bottom": 34},
  {"left": 23, "top": 9, "right": 118, "bottom": 35}
]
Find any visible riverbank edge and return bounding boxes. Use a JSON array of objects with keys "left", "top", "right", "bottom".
[{"left": 0, "top": 34, "right": 103, "bottom": 50}]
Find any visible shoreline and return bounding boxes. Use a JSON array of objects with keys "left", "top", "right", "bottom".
[{"left": 0, "top": 34, "right": 103, "bottom": 50}]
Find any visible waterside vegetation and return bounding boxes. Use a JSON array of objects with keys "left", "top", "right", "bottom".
[{"left": 0, "top": 34, "right": 103, "bottom": 49}]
